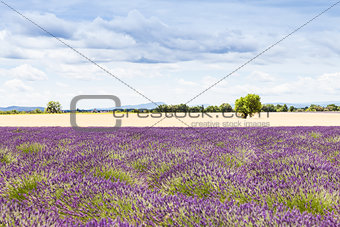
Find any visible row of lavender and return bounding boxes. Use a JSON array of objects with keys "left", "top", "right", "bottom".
[{"left": 0, "top": 127, "right": 339, "bottom": 226}]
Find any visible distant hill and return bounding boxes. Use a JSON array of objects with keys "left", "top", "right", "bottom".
[
  {"left": 110, "top": 102, "right": 166, "bottom": 110},
  {"left": 68, "top": 102, "right": 167, "bottom": 111},
  {"left": 0, "top": 106, "right": 44, "bottom": 112}
]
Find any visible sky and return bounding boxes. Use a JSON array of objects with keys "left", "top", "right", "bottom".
[{"left": 0, "top": 0, "right": 340, "bottom": 109}]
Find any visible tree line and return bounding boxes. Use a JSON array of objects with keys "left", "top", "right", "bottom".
[
  {"left": 1, "top": 96, "right": 339, "bottom": 116},
  {"left": 261, "top": 104, "right": 340, "bottom": 112}
]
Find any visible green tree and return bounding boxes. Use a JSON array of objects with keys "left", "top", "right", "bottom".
[
  {"left": 31, "top": 108, "right": 43, "bottom": 114},
  {"left": 45, "top": 101, "right": 62, "bottom": 113},
  {"left": 11, "top": 110, "right": 19, "bottom": 114},
  {"left": 307, "top": 104, "right": 324, "bottom": 112},
  {"left": 205, "top": 105, "right": 220, "bottom": 112},
  {"left": 154, "top": 104, "right": 169, "bottom": 112},
  {"left": 277, "top": 104, "right": 288, "bottom": 112},
  {"left": 326, "top": 104, "right": 338, "bottom": 111},
  {"left": 261, "top": 104, "right": 276, "bottom": 112},
  {"left": 219, "top": 103, "right": 233, "bottom": 112},
  {"left": 235, "top": 94, "right": 262, "bottom": 119},
  {"left": 176, "top": 104, "right": 189, "bottom": 112},
  {"left": 289, "top": 106, "right": 296, "bottom": 112},
  {"left": 188, "top": 106, "right": 203, "bottom": 113},
  {"left": 275, "top": 104, "right": 282, "bottom": 112}
]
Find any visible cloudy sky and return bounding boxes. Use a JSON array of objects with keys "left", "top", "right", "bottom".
[{"left": 0, "top": 0, "right": 340, "bottom": 109}]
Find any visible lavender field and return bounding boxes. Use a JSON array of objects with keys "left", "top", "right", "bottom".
[{"left": 0, "top": 127, "right": 339, "bottom": 226}]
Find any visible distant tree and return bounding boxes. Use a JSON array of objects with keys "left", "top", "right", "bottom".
[
  {"left": 11, "top": 110, "right": 19, "bottom": 114},
  {"left": 154, "top": 104, "right": 169, "bottom": 112},
  {"left": 289, "top": 106, "right": 296, "bottom": 112},
  {"left": 31, "top": 108, "right": 43, "bottom": 114},
  {"left": 176, "top": 104, "right": 189, "bottom": 112},
  {"left": 261, "top": 104, "right": 276, "bottom": 112},
  {"left": 220, "top": 103, "right": 233, "bottom": 112},
  {"left": 45, "top": 101, "right": 62, "bottom": 113},
  {"left": 235, "top": 94, "right": 262, "bottom": 119},
  {"left": 326, "top": 104, "right": 338, "bottom": 111},
  {"left": 130, "top": 109, "right": 139, "bottom": 113},
  {"left": 275, "top": 104, "right": 282, "bottom": 112},
  {"left": 188, "top": 106, "right": 203, "bottom": 113},
  {"left": 277, "top": 104, "right": 288, "bottom": 112},
  {"left": 154, "top": 104, "right": 189, "bottom": 113},
  {"left": 205, "top": 105, "right": 220, "bottom": 112},
  {"left": 307, "top": 104, "right": 324, "bottom": 112}
]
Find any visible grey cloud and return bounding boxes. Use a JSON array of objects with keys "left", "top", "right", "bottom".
[
  {"left": 3, "top": 12, "right": 76, "bottom": 39},
  {"left": 9, "top": 10, "right": 257, "bottom": 61}
]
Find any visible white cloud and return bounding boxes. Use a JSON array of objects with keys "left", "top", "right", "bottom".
[
  {"left": 3, "top": 79, "right": 33, "bottom": 92},
  {"left": 56, "top": 82, "right": 69, "bottom": 88},
  {"left": 178, "top": 78, "right": 197, "bottom": 86},
  {"left": 248, "top": 71, "right": 276, "bottom": 82},
  {"left": 314, "top": 72, "right": 340, "bottom": 94},
  {"left": 74, "top": 27, "right": 136, "bottom": 49},
  {"left": 238, "top": 72, "right": 340, "bottom": 97},
  {"left": 175, "top": 75, "right": 229, "bottom": 100},
  {"left": 53, "top": 63, "right": 105, "bottom": 80},
  {"left": 0, "top": 64, "right": 47, "bottom": 81},
  {"left": 101, "top": 10, "right": 169, "bottom": 40}
]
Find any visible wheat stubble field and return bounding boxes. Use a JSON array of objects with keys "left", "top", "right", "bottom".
[{"left": 0, "top": 112, "right": 340, "bottom": 127}]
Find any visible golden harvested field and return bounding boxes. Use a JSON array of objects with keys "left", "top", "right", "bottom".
[{"left": 0, "top": 112, "right": 339, "bottom": 127}]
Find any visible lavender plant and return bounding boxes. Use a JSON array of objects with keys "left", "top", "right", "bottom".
[{"left": 0, "top": 127, "right": 339, "bottom": 226}]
